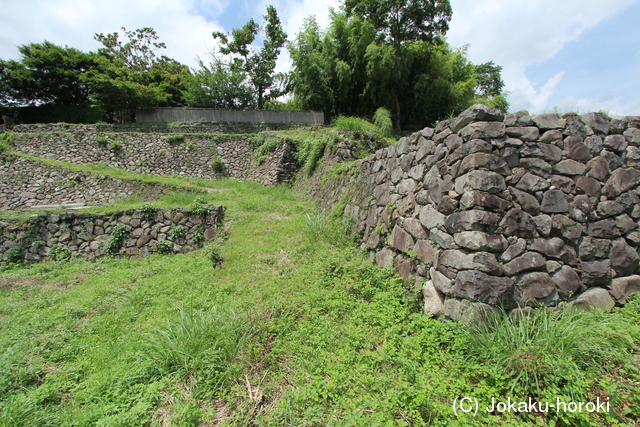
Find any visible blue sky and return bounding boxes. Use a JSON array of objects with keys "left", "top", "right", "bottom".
[{"left": 1, "top": 0, "right": 638, "bottom": 116}]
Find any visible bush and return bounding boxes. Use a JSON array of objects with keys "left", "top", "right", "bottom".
[
  {"left": 96, "top": 136, "right": 108, "bottom": 146},
  {"left": 210, "top": 156, "right": 225, "bottom": 173},
  {"left": 167, "top": 134, "right": 185, "bottom": 144},
  {"left": 105, "top": 224, "right": 129, "bottom": 255},
  {"left": 372, "top": 107, "right": 393, "bottom": 137},
  {"left": 0, "top": 132, "right": 15, "bottom": 152},
  {"left": 248, "top": 134, "right": 266, "bottom": 150},
  {"left": 332, "top": 115, "right": 378, "bottom": 133},
  {"left": 4, "top": 246, "right": 23, "bottom": 264},
  {"left": 167, "top": 225, "right": 186, "bottom": 240},
  {"left": 49, "top": 244, "right": 71, "bottom": 262},
  {"left": 155, "top": 239, "right": 174, "bottom": 255},
  {"left": 140, "top": 203, "right": 156, "bottom": 221},
  {"left": 110, "top": 140, "right": 122, "bottom": 152},
  {"left": 255, "top": 137, "right": 282, "bottom": 156}
]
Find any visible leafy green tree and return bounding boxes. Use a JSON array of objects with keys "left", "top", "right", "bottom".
[
  {"left": 183, "top": 59, "right": 254, "bottom": 109},
  {"left": 94, "top": 27, "right": 167, "bottom": 71},
  {"left": 472, "top": 60, "right": 508, "bottom": 112},
  {"left": 344, "top": 0, "right": 452, "bottom": 46},
  {"left": 0, "top": 41, "right": 96, "bottom": 106},
  {"left": 212, "top": 5, "right": 288, "bottom": 108}
]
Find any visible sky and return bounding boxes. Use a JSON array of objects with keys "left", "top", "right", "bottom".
[{"left": 1, "top": 0, "right": 639, "bottom": 116}]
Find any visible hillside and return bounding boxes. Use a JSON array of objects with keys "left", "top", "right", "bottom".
[{"left": 0, "top": 116, "right": 639, "bottom": 426}]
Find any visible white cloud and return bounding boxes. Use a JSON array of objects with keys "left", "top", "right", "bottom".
[{"left": 447, "top": 0, "right": 640, "bottom": 113}]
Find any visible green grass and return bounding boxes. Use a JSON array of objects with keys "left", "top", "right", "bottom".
[{"left": 1, "top": 168, "right": 639, "bottom": 426}]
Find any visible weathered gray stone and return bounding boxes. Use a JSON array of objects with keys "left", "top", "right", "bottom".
[
  {"left": 442, "top": 298, "right": 499, "bottom": 324},
  {"left": 552, "top": 265, "right": 582, "bottom": 300},
  {"left": 506, "top": 126, "right": 539, "bottom": 142},
  {"left": 423, "top": 280, "right": 444, "bottom": 317},
  {"left": 609, "top": 275, "right": 640, "bottom": 304},
  {"left": 453, "top": 231, "right": 508, "bottom": 253},
  {"left": 439, "top": 249, "right": 502, "bottom": 274},
  {"left": 597, "top": 200, "right": 625, "bottom": 218},
  {"left": 504, "top": 110, "right": 534, "bottom": 127},
  {"left": 458, "top": 152, "right": 510, "bottom": 176},
  {"left": 581, "top": 112, "right": 610, "bottom": 135},
  {"left": 450, "top": 104, "right": 505, "bottom": 133},
  {"left": 571, "top": 287, "right": 615, "bottom": 312},
  {"left": 580, "top": 259, "right": 612, "bottom": 287},
  {"left": 419, "top": 205, "right": 446, "bottom": 230},
  {"left": 521, "top": 142, "right": 563, "bottom": 162},
  {"left": 603, "top": 134, "right": 628, "bottom": 153},
  {"left": 567, "top": 141, "right": 592, "bottom": 161},
  {"left": 540, "top": 189, "right": 569, "bottom": 213},
  {"left": 459, "top": 121, "right": 506, "bottom": 141},
  {"left": 601, "top": 150, "right": 624, "bottom": 171},
  {"left": 444, "top": 210, "right": 502, "bottom": 234},
  {"left": 459, "top": 190, "right": 512, "bottom": 212},
  {"left": 515, "top": 172, "right": 550, "bottom": 193},
  {"left": 500, "top": 209, "right": 536, "bottom": 238},
  {"left": 388, "top": 224, "right": 415, "bottom": 253},
  {"left": 454, "top": 170, "right": 506, "bottom": 194},
  {"left": 452, "top": 269, "right": 515, "bottom": 307},
  {"left": 549, "top": 175, "right": 576, "bottom": 194},
  {"left": 615, "top": 214, "right": 636, "bottom": 235},
  {"left": 509, "top": 187, "right": 540, "bottom": 215},
  {"left": 575, "top": 176, "right": 601, "bottom": 198},
  {"left": 539, "top": 129, "right": 563, "bottom": 143},
  {"left": 431, "top": 267, "right": 454, "bottom": 295},
  {"left": 588, "top": 219, "right": 620, "bottom": 239},
  {"left": 413, "top": 239, "right": 438, "bottom": 265},
  {"left": 533, "top": 214, "right": 553, "bottom": 237},
  {"left": 403, "top": 217, "right": 428, "bottom": 239},
  {"left": 501, "top": 238, "right": 527, "bottom": 262},
  {"left": 610, "top": 238, "right": 640, "bottom": 276},
  {"left": 429, "top": 228, "right": 456, "bottom": 249},
  {"left": 563, "top": 113, "right": 594, "bottom": 139},
  {"left": 514, "top": 272, "right": 556, "bottom": 305},
  {"left": 533, "top": 113, "right": 565, "bottom": 130},
  {"left": 503, "top": 252, "right": 547, "bottom": 276},
  {"left": 554, "top": 215, "right": 583, "bottom": 243},
  {"left": 553, "top": 159, "right": 587, "bottom": 176},
  {"left": 375, "top": 247, "right": 395, "bottom": 269},
  {"left": 579, "top": 237, "right": 611, "bottom": 260},
  {"left": 586, "top": 156, "right": 610, "bottom": 181},
  {"left": 602, "top": 167, "right": 640, "bottom": 198},
  {"left": 623, "top": 128, "right": 640, "bottom": 145},
  {"left": 519, "top": 157, "right": 552, "bottom": 177}
]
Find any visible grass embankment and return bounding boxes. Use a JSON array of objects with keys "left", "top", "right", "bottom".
[{"left": 0, "top": 163, "right": 639, "bottom": 426}]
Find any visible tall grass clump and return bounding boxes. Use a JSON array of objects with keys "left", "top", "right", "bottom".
[
  {"left": 332, "top": 115, "right": 378, "bottom": 133},
  {"left": 460, "top": 305, "right": 635, "bottom": 398},
  {"left": 0, "top": 132, "right": 15, "bottom": 152},
  {"left": 141, "top": 307, "right": 249, "bottom": 388},
  {"left": 304, "top": 211, "right": 350, "bottom": 246},
  {"left": 372, "top": 107, "right": 393, "bottom": 137}
]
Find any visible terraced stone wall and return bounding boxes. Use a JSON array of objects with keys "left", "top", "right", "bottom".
[
  {"left": 311, "top": 105, "right": 640, "bottom": 319},
  {"left": 0, "top": 205, "right": 224, "bottom": 265}
]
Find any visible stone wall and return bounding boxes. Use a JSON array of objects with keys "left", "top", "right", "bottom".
[
  {"left": 0, "top": 156, "right": 201, "bottom": 210},
  {"left": 135, "top": 108, "right": 325, "bottom": 125},
  {"left": 10, "top": 128, "right": 297, "bottom": 185},
  {"left": 0, "top": 204, "right": 224, "bottom": 265},
  {"left": 307, "top": 105, "right": 640, "bottom": 318}
]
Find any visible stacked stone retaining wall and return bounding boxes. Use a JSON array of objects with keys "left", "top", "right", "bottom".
[
  {"left": 0, "top": 204, "right": 224, "bottom": 265},
  {"left": 307, "top": 105, "right": 640, "bottom": 318}
]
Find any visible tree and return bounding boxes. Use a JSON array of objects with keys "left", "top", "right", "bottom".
[
  {"left": 94, "top": 27, "right": 167, "bottom": 71},
  {"left": 183, "top": 59, "right": 254, "bottom": 109},
  {"left": 344, "top": 0, "right": 452, "bottom": 46},
  {"left": 212, "top": 5, "right": 288, "bottom": 108},
  {"left": 0, "top": 41, "right": 96, "bottom": 106}
]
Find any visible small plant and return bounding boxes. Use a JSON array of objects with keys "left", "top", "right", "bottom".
[
  {"left": 30, "top": 240, "right": 45, "bottom": 251},
  {"left": 155, "top": 239, "right": 174, "bottom": 254},
  {"left": 206, "top": 243, "right": 224, "bottom": 267},
  {"left": 186, "top": 197, "right": 211, "bottom": 216},
  {"left": 210, "top": 156, "right": 225, "bottom": 173},
  {"left": 110, "top": 140, "right": 122, "bottom": 151},
  {"left": 167, "top": 225, "right": 186, "bottom": 240},
  {"left": 257, "top": 155, "right": 266, "bottom": 165},
  {"left": 0, "top": 132, "right": 15, "bottom": 152},
  {"left": 186, "top": 140, "right": 197, "bottom": 151},
  {"left": 4, "top": 246, "right": 23, "bottom": 264},
  {"left": 373, "top": 107, "right": 393, "bottom": 137},
  {"left": 49, "top": 243, "right": 71, "bottom": 262},
  {"left": 248, "top": 134, "right": 266, "bottom": 150},
  {"left": 140, "top": 203, "right": 156, "bottom": 221},
  {"left": 256, "top": 137, "right": 282, "bottom": 156},
  {"left": 332, "top": 115, "right": 378, "bottom": 133},
  {"left": 105, "top": 223, "right": 128, "bottom": 255},
  {"left": 96, "top": 136, "right": 108, "bottom": 146},
  {"left": 192, "top": 230, "right": 205, "bottom": 246},
  {"left": 167, "top": 134, "right": 185, "bottom": 144}
]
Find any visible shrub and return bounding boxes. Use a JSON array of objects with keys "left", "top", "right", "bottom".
[
  {"left": 186, "top": 140, "right": 197, "bottom": 151},
  {"left": 155, "top": 239, "right": 174, "bottom": 255},
  {"left": 96, "top": 136, "right": 108, "bottom": 146},
  {"left": 248, "top": 134, "right": 266, "bottom": 150},
  {"left": 255, "top": 137, "right": 282, "bottom": 156},
  {"left": 332, "top": 115, "right": 377, "bottom": 133},
  {"left": 167, "top": 134, "right": 185, "bottom": 144},
  {"left": 4, "top": 246, "right": 23, "bottom": 264},
  {"left": 105, "top": 224, "right": 128, "bottom": 255},
  {"left": 0, "top": 132, "right": 15, "bottom": 152},
  {"left": 186, "top": 198, "right": 211, "bottom": 216},
  {"left": 140, "top": 203, "right": 156, "bottom": 221},
  {"left": 49, "top": 243, "right": 71, "bottom": 262},
  {"left": 210, "top": 156, "right": 225, "bottom": 173},
  {"left": 372, "top": 107, "right": 393, "bottom": 137},
  {"left": 110, "top": 140, "right": 122, "bottom": 151},
  {"left": 167, "top": 225, "right": 186, "bottom": 240},
  {"left": 460, "top": 305, "right": 634, "bottom": 397}
]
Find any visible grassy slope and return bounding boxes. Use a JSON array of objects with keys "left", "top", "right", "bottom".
[{"left": 0, "top": 154, "right": 639, "bottom": 426}]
